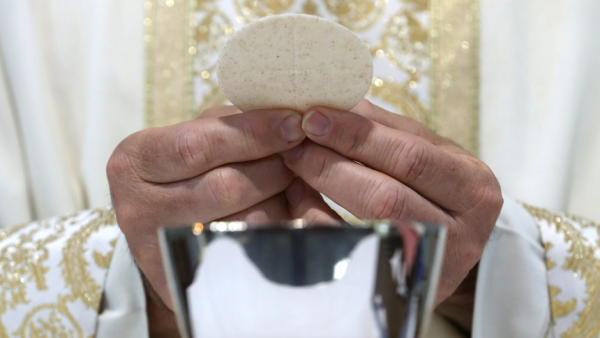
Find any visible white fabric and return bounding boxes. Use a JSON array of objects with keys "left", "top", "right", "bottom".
[
  {"left": 0, "top": 0, "right": 144, "bottom": 226},
  {"left": 0, "top": 51, "right": 32, "bottom": 225},
  {"left": 472, "top": 198, "right": 551, "bottom": 338},
  {"left": 96, "top": 234, "right": 148, "bottom": 338},
  {"left": 0, "top": 207, "right": 122, "bottom": 337},
  {"left": 479, "top": 0, "right": 600, "bottom": 221}
]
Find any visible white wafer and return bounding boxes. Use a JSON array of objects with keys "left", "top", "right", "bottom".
[{"left": 217, "top": 14, "right": 373, "bottom": 112}]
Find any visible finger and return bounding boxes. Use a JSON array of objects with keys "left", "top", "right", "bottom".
[
  {"left": 281, "top": 141, "right": 451, "bottom": 223},
  {"left": 300, "top": 107, "right": 481, "bottom": 211},
  {"left": 217, "top": 193, "right": 292, "bottom": 223},
  {"left": 123, "top": 155, "right": 294, "bottom": 227},
  {"left": 285, "top": 178, "right": 342, "bottom": 225},
  {"left": 350, "top": 99, "right": 450, "bottom": 146},
  {"left": 117, "top": 109, "right": 305, "bottom": 183}
]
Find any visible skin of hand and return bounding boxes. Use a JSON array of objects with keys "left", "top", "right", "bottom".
[
  {"left": 281, "top": 99, "right": 504, "bottom": 318},
  {"left": 108, "top": 105, "right": 309, "bottom": 310},
  {"left": 109, "top": 98, "right": 502, "bottom": 335},
  {"left": 107, "top": 105, "right": 341, "bottom": 337}
]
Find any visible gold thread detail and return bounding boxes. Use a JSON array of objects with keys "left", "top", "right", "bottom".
[
  {"left": 13, "top": 295, "right": 83, "bottom": 338},
  {"left": 523, "top": 204, "right": 600, "bottom": 338},
  {"left": 61, "top": 209, "right": 116, "bottom": 310},
  {"left": 92, "top": 238, "right": 118, "bottom": 270},
  {"left": 145, "top": 0, "right": 195, "bottom": 127},
  {"left": 0, "top": 209, "right": 119, "bottom": 337},
  {"left": 234, "top": 0, "right": 296, "bottom": 23},
  {"left": 322, "top": 0, "right": 387, "bottom": 31},
  {"left": 429, "top": 0, "right": 479, "bottom": 155},
  {"left": 549, "top": 285, "right": 577, "bottom": 319}
]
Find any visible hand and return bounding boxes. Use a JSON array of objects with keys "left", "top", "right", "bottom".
[
  {"left": 200, "top": 107, "right": 342, "bottom": 225},
  {"left": 281, "top": 99, "right": 503, "bottom": 308},
  {"left": 107, "top": 106, "right": 306, "bottom": 310}
]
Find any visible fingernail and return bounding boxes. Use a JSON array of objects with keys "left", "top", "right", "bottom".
[
  {"left": 280, "top": 114, "right": 304, "bottom": 142},
  {"left": 286, "top": 180, "right": 304, "bottom": 207},
  {"left": 280, "top": 144, "right": 304, "bottom": 161},
  {"left": 303, "top": 111, "right": 331, "bottom": 136}
]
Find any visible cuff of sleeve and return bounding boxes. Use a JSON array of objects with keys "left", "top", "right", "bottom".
[{"left": 471, "top": 196, "right": 551, "bottom": 338}]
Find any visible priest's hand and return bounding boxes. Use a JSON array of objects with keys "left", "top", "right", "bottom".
[
  {"left": 281, "top": 99, "right": 503, "bottom": 312},
  {"left": 107, "top": 105, "right": 307, "bottom": 311}
]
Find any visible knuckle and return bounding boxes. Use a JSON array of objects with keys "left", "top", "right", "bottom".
[
  {"left": 473, "top": 178, "right": 504, "bottom": 214},
  {"left": 175, "top": 123, "right": 212, "bottom": 171},
  {"left": 334, "top": 118, "right": 370, "bottom": 156},
  {"left": 106, "top": 133, "right": 144, "bottom": 181},
  {"left": 365, "top": 182, "right": 407, "bottom": 220},
  {"left": 207, "top": 167, "right": 246, "bottom": 210},
  {"left": 241, "top": 118, "right": 269, "bottom": 155},
  {"left": 106, "top": 149, "right": 128, "bottom": 182},
  {"left": 394, "top": 139, "right": 430, "bottom": 184},
  {"left": 468, "top": 159, "right": 504, "bottom": 211},
  {"left": 463, "top": 170, "right": 504, "bottom": 233},
  {"left": 309, "top": 147, "right": 333, "bottom": 188}
]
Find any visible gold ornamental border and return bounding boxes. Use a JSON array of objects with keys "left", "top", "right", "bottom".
[
  {"left": 429, "top": 0, "right": 480, "bottom": 155},
  {"left": 145, "top": 0, "right": 480, "bottom": 155},
  {"left": 144, "top": 0, "right": 196, "bottom": 128}
]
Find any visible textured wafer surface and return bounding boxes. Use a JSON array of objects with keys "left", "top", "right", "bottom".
[{"left": 217, "top": 14, "right": 373, "bottom": 112}]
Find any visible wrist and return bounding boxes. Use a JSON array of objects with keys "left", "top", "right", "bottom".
[
  {"left": 435, "top": 263, "right": 479, "bottom": 333},
  {"left": 141, "top": 270, "right": 181, "bottom": 338}
]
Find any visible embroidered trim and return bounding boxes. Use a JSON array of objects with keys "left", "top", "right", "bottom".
[
  {"left": 523, "top": 204, "right": 600, "bottom": 338},
  {"left": 0, "top": 208, "right": 119, "bottom": 338}
]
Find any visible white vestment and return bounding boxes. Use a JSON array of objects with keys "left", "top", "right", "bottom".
[{"left": 0, "top": 0, "right": 599, "bottom": 337}]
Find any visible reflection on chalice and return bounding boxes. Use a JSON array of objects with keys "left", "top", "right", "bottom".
[{"left": 159, "top": 220, "right": 446, "bottom": 338}]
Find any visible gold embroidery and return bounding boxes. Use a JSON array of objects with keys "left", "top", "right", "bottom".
[
  {"left": 368, "top": 78, "right": 428, "bottom": 122},
  {"left": 144, "top": 0, "right": 195, "bottom": 127},
  {"left": 13, "top": 295, "right": 82, "bottom": 338},
  {"left": 92, "top": 239, "right": 118, "bottom": 270},
  {"left": 302, "top": 0, "right": 318, "bottom": 15},
  {"left": 523, "top": 204, "right": 600, "bottom": 338},
  {"left": 193, "top": 3, "right": 235, "bottom": 113},
  {"left": 0, "top": 215, "right": 74, "bottom": 314},
  {"left": 367, "top": 0, "right": 430, "bottom": 125},
  {"left": 429, "top": 0, "right": 479, "bottom": 155},
  {"left": 0, "top": 222, "right": 30, "bottom": 240},
  {"left": 373, "top": 5, "right": 428, "bottom": 79},
  {"left": 61, "top": 209, "right": 116, "bottom": 310},
  {"left": 544, "top": 242, "right": 557, "bottom": 270},
  {"left": 322, "top": 0, "right": 387, "bottom": 31},
  {"left": 567, "top": 213, "right": 600, "bottom": 248},
  {"left": 0, "top": 208, "right": 119, "bottom": 337},
  {"left": 234, "top": 0, "right": 296, "bottom": 23},
  {"left": 549, "top": 285, "right": 577, "bottom": 319}
]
